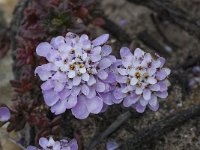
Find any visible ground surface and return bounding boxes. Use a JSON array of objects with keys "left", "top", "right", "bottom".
[
  {"left": 84, "top": 0, "right": 200, "bottom": 149},
  {"left": 0, "top": 0, "right": 200, "bottom": 150}
]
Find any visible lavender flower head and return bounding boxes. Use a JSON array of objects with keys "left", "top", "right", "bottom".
[
  {"left": 35, "top": 32, "right": 116, "bottom": 119},
  {"left": 27, "top": 137, "right": 78, "bottom": 150},
  {"left": 0, "top": 107, "right": 11, "bottom": 122},
  {"left": 113, "top": 47, "right": 170, "bottom": 113}
]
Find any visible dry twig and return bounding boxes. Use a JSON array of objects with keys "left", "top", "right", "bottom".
[{"left": 87, "top": 111, "right": 140, "bottom": 149}]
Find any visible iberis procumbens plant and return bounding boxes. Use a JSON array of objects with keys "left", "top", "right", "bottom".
[
  {"left": 112, "top": 47, "right": 170, "bottom": 113},
  {"left": 27, "top": 137, "right": 78, "bottom": 150},
  {"left": 35, "top": 32, "right": 116, "bottom": 119},
  {"left": 34, "top": 32, "right": 171, "bottom": 119}
]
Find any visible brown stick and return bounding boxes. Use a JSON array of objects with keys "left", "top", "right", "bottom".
[
  {"left": 127, "top": 0, "right": 200, "bottom": 40},
  {"left": 121, "top": 104, "right": 200, "bottom": 150},
  {"left": 87, "top": 111, "right": 141, "bottom": 149}
]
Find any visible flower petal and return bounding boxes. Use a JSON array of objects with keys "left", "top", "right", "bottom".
[
  {"left": 52, "top": 72, "right": 67, "bottom": 82},
  {"left": 66, "top": 95, "right": 77, "bottom": 109},
  {"left": 99, "top": 58, "right": 112, "bottom": 69},
  {"left": 152, "top": 60, "right": 162, "bottom": 68},
  {"left": 41, "top": 80, "right": 54, "bottom": 91},
  {"left": 59, "top": 88, "right": 71, "bottom": 100},
  {"left": 123, "top": 94, "right": 139, "bottom": 107},
  {"left": 85, "top": 96, "right": 103, "bottom": 114},
  {"left": 163, "top": 68, "right": 171, "bottom": 75},
  {"left": 52, "top": 36, "right": 65, "bottom": 49},
  {"left": 86, "top": 87, "right": 96, "bottom": 99},
  {"left": 36, "top": 42, "right": 53, "bottom": 58},
  {"left": 149, "top": 103, "right": 159, "bottom": 111},
  {"left": 101, "top": 45, "right": 112, "bottom": 56},
  {"left": 79, "top": 67, "right": 86, "bottom": 74},
  {"left": 96, "top": 81, "right": 106, "bottom": 92},
  {"left": 0, "top": 107, "right": 10, "bottom": 122},
  {"left": 26, "top": 146, "right": 37, "bottom": 150},
  {"left": 130, "top": 77, "right": 138, "bottom": 85},
  {"left": 122, "top": 59, "right": 132, "bottom": 68},
  {"left": 143, "top": 89, "right": 151, "bottom": 100},
  {"left": 43, "top": 90, "right": 59, "bottom": 106},
  {"left": 104, "top": 72, "right": 116, "bottom": 83},
  {"left": 92, "top": 34, "right": 109, "bottom": 46},
  {"left": 100, "top": 93, "right": 114, "bottom": 105},
  {"left": 71, "top": 96, "right": 89, "bottom": 119},
  {"left": 135, "top": 87, "right": 143, "bottom": 95},
  {"left": 87, "top": 75, "right": 96, "bottom": 86},
  {"left": 158, "top": 81, "right": 168, "bottom": 92},
  {"left": 57, "top": 43, "right": 71, "bottom": 52},
  {"left": 147, "top": 77, "right": 157, "bottom": 84},
  {"left": 115, "top": 75, "right": 127, "bottom": 83},
  {"left": 134, "top": 48, "right": 144, "bottom": 58},
  {"left": 47, "top": 137, "right": 55, "bottom": 147},
  {"left": 81, "top": 84, "right": 90, "bottom": 96},
  {"left": 67, "top": 139, "right": 79, "bottom": 150},
  {"left": 90, "top": 54, "right": 101, "bottom": 62},
  {"left": 107, "top": 55, "right": 117, "bottom": 63},
  {"left": 112, "top": 98, "right": 123, "bottom": 104},
  {"left": 73, "top": 76, "right": 81, "bottom": 86},
  {"left": 66, "top": 32, "right": 78, "bottom": 38},
  {"left": 156, "top": 91, "right": 168, "bottom": 98},
  {"left": 158, "top": 57, "right": 166, "bottom": 67},
  {"left": 80, "top": 34, "right": 89, "bottom": 41},
  {"left": 147, "top": 68, "right": 156, "bottom": 76},
  {"left": 35, "top": 66, "right": 52, "bottom": 81},
  {"left": 106, "top": 140, "right": 119, "bottom": 150},
  {"left": 54, "top": 81, "right": 65, "bottom": 92},
  {"left": 140, "top": 98, "right": 148, "bottom": 106},
  {"left": 120, "top": 47, "right": 131, "bottom": 58},
  {"left": 149, "top": 84, "right": 160, "bottom": 91},
  {"left": 91, "top": 46, "right": 101, "bottom": 55},
  {"left": 68, "top": 70, "right": 76, "bottom": 78},
  {"left": 121, "top": 85, "right": 134, "bottom": 93},
  {"left": 113, "top": 89, "right": 125, "bottom": 100},
  {"left": 156, "top": 70, "right": 168, "bottom": 80},
  {"left": 97, "top": 70, "right": 108, "bottom": 80},
  {"left": 117, "top": 68, "right": 128, "bottom": 75},
  {"left": 149, "top": 94, "right": 158, "bottom": 107},
  {"left": 39, "top": 137, "right": 48, "bottom": 149},
  {"left": 135, "top": 102, "right": 146, "bottom": 113},
  {"left": 53, "top": 141, "right": 61, "bottom": 150},
  {"left": 71, "top": 87, "right": 81, "bottom": 96},
  {"left": 82, "top": 73, "right": 90, "bottom": 81},
  {"left": 82, "top": 40, "right": 91, "bottom": 50}
]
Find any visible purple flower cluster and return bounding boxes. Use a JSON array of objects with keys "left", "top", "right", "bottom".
[
  {"left": 35, "top": 32, "right": 170, "bottom": 119},
  {"left": 27, "top": 137, "right": 78, "bottom": 150},
  {"left": 35, "top": 32, "right": 116, "bottom": 119},
  {"left": 0, "top": 107, "right": 10, "bottom": 122},
  {"left": 112, "top": 47, "right": 171, "bottom": 113}
]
